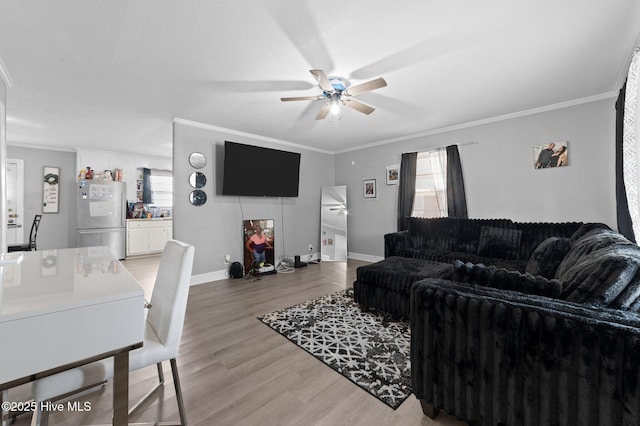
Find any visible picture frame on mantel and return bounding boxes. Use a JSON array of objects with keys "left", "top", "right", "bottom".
[
  {"left": 42, "top": 166, "right": 60, "bottom": 214},
  {"left": 363, "top": 178, "right": 377, "bottom": 199}
]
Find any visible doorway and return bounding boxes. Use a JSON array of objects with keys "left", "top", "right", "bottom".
[{"left": 6, "top": 158, "right": 24, "bottom": 244}]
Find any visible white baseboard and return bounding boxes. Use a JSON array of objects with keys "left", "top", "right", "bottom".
[
  {"left": 190, "top": 269, "right": 228, "bottom": 286},
  {"left": 348, "top": 252, "right": 384, "bottom": 263},
  {"left": 189, "top": 251, "right": 376, "bottom": 285}
]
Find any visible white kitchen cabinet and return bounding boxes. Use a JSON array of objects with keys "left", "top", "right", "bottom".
[
  {"left": 148, "top": 221, "right": 172, "bottom": 252},
  {"left": 126, "top": 219, "right": 172, "bottom": 257}
]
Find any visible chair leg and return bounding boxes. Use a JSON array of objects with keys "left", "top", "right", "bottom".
[
  {"left": 30, "top": 407, "right": 48, "bottom": 426},
  {"left": 128, "top": 362, "right": 165, "bottom": 419},
  {"left": 170, "top": 358, "right": 187, "bottom": 426}
]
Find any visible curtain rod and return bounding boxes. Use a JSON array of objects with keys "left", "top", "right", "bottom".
[{"left": 404, "top": 141, "right": 479, "bottom": 154}]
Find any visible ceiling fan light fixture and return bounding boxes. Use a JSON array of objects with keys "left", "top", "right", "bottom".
[
  {"left": 282, "top": 69, "right": 386, "bottom": 121},
  {"left": 329, "top": 96, "right": 341, "bottom": 121}
]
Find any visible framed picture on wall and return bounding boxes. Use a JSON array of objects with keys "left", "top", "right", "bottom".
[
  {"left": 363, "top": 178, "right": 377, "bottom": 199},
  {"left": 533, "top": 141, "right": 569, "bottom": 169},
  {"left": 385, "top": 164, "right": 400, "bottom": 186},
  {"left": 42, "top": 166, "right": 60, "bottom": 213}
]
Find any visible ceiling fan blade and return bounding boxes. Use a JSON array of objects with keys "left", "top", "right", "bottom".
[
  {"left": 315, "top": 103, "right": 331, "bottom": 120},
  {"left": 281, "top": 95, "right": 324, "bottom": 102},
  {"left": 309, "top": 69, "right": 335, "bottom": 94},
  {"left": 343, "top": 99, "right": 375, "bottom": 115},
  {"left": 344, "top": 77, "right": 387, "bottom": 97}
]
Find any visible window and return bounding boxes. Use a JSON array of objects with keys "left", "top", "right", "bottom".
[
  {"left": 411, "top": 148, "right": 447, "bottom": 218},
  {"left": 149, "top": 170, "right": 173, "bottom": 209},
  {"left": 623, "top": 47, "right": 640, "bottom": 238}
]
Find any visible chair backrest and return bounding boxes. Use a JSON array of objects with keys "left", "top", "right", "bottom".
[
  {"left": 29, "top": 215, "right": 42, "bottom": 250},
  {"left": 147, "top": 240, "right": 195, "bottom": 360}
]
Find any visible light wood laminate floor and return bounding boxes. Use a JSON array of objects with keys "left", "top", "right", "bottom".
[{"left": 9, "top": 256, "right": 467, "bottom": 426}]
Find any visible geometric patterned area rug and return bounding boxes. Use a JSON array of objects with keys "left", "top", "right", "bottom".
[{"left": 258, "top": 289, "right": 411, "bottom": 409}]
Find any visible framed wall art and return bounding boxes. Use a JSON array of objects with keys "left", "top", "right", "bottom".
[
  {"left": 385, "top": 164, "right": 399, "bottom": 186},
  {"left": 533, "top": 141, "right": 569, "bottom": 169},
  {"left": 363, "top": 178, "right": 377, "bottom": 199},
  {"left": 42, "top": 166, "right": 60, "bottom": 213}
]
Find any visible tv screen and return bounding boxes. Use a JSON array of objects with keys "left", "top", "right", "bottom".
[{"left": 222, "top": 141, "right": 301, "bottom": 197}]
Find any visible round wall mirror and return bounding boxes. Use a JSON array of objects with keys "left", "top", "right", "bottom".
[
  {"left": 189, "top": 172, "right": 207, "bottom": 188},
  {"left": 189, "top": 152, "right": 207, "bottom": 169},
  {"left": 189, "top": 190, "right": 207, "bottom": 206}
]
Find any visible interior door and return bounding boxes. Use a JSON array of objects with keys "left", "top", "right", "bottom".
[{"left": 6, "top": 158, "right": 24, "bottom": 245}]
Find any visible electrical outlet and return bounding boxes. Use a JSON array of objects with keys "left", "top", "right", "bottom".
[
  {"left": 224, "top": 254, "right": 230, "bottom": 263},
  {"left": 309, "top": 244, "right": 313, "bottom": 252}
]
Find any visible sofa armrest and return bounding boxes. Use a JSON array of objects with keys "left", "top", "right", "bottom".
[
  {"left": 384, "top": 230, "right": 410, "bottom": 258},
  {"left": 410, "top": 278, "right": 640, "bottom": 425}
]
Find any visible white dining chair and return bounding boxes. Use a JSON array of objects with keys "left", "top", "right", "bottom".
[{"left": 30, "top": 240, "right": 195, "bottom": 426}]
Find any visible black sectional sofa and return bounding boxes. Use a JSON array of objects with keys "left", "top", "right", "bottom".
[
  {"left": 354, "top": 217, "right": 584, "bottom": 319},
  {"left": 405, "top": 218, "right": 640, "bottom": 425},
  {"left": 385, "top": 217, "right": 584, "bottom": 272}
]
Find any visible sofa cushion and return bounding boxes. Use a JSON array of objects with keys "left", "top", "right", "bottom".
[
  {"left": 559, "top": 245, "right": 640, "bottom": 306},
  {"left": 525, "top": 237, "right": 572, "bottom": 279},
  {"left": 556, "top": 228, "right": 635, "bottom": 280},
  {"left": 477, "top": 226, "right": 523, "bottom": 259},
  {"left": 454, "top": 260, "right": 562, "bottom": 298}
]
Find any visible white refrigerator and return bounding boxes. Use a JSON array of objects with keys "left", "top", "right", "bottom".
[{"left": 76, "top": 180, "right": 127, "bottom": 259}]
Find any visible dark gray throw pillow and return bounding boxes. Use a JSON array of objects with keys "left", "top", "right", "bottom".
[
  {"left": 525, "top": 237, "right": 572, "bottom": 279},
  {"left": 454, "top": 260, "right": 562, "bottom": 298},
  {"left": 477, "top": 226, "right": 523, "bottom": 259}
]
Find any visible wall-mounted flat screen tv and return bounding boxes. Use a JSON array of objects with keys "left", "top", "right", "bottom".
[{"left": 222, "top": 141, "right": 301, "bottom": 197}]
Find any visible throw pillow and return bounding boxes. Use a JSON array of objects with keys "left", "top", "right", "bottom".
[
  {"left": 569, "top": 222, "right": 612, "bottom": 243},
  {"left": 525, "top": 237, "right": 572, "bottom": 279},
  {"left": 454, "top": 261, "right": 496, "bottom": 285},
  {"left": 503, "top": 270, "right": 562, "bottom": 298},
  {"left": 477, "top": 226, "right": 523, "bottom": 259},
  {"left": 556, "top": 228, "right": 634, "bottom": 280},
  {"left": 560, "top": 246, "right": 640, "bottom": 306},
  {"left": 453, "top": 260, "right": 562, "bottom": 298}
]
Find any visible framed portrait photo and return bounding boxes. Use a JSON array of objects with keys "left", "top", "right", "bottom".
[
  {"left": 533, "top": 141, "right": 569, "bottom": 169},
  {"left": 363, "top": 178, "right": 377, "bottom": 199},
  {"left": 385, "top": 164, "right": 400, "bottom": 186}
]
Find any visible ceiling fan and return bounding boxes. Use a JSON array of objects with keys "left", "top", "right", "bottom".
[{"left": 281, "top": 69, "right": 387, "bottom": 120}]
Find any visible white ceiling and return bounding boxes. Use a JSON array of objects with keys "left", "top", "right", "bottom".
[{"left": 1, "top": 0, "right": 640, "bottom": 157}]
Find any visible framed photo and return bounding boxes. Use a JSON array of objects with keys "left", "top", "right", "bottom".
[
  {"left": 385, "top": 164, "right": 400, "bottom": 186},
  {"left": 363, "top": 178, "right": 377, "bottom": 199},
  {"left": 42, "top": 166, "right": 60, "bottom": 213},
  {"left": 533, "top": 141, "right": 569, "bottom": 169}
]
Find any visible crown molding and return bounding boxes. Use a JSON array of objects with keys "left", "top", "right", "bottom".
[
  {"left": 0, "top": 56, "right": 13, "bottom": 88},
  {"left": 173, "top": 117, "right": 333, "bottom": 155},
  {"left": 7, "top": 141, "right": 76, "bottom": 153},
  {"left": 177, "top": 91, "right": 615, "bottom": 157},
  {"left": 615, "top": 32, "right": 640, "bottom": 90},
  {"left": 334, "top": 91, "right": 618, "bottom": 154}
]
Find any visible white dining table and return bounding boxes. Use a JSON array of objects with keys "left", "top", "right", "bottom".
[{"left": 0, "top": 246, "right": 144, "bottom": 425}]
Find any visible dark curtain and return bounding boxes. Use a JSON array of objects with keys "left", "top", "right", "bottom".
[
  {"left": 397, "top": 152, "right": 417, "bottom": 231},
  {"left": 616, "top": 81, "right": 636, "bottom": 242},
  {"left": 446, "top": 145, "right": 468, "bottom": 218},
  {"left": 142, "top": 167, "right": 152, "bottom": 204}
]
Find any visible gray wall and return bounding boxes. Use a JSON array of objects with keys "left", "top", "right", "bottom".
[
  {"left": 173, "top": 122, "right": 334, "bottom": 279},
  {"left": 6, "top": 146, "right": 77, "bottom": 249},
  {"left": 336, "top": 98, "right": 617, "bottom": 258}
]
